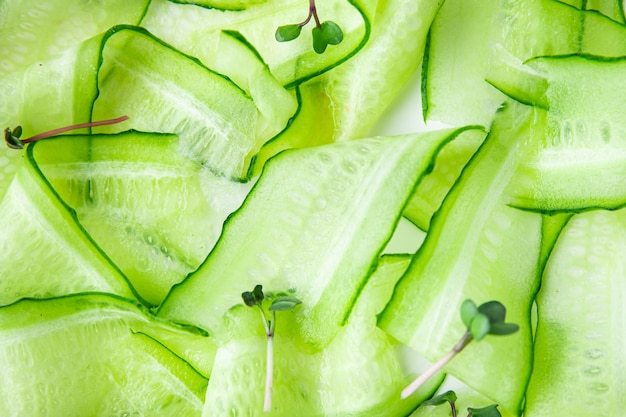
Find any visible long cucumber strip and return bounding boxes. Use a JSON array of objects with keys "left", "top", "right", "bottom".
[
  {"left": 322, "top": 0, "right": 443, "bottom": 141},
  {"left": 91, "top": 26, "right": 260, "bottom": 180},
  {"left": 0, "top": 293, "right": 210, "bottom": 416},
  {"left": 141, "top": 0, "right": 370, "bottom": 88},
  {"left": 32, "top": 131, "right": 249, "bottom": 306},
  {"left": 0, "top": 0, "right": 150, "bottom": 78},
  {"left": 0, "top": 32, "right": 107, "bottom": 201},
  {"left": 494, "top": 55, "right": 626, "bottom": 212},
  {"left": 203, "top": 255, "right": 443, "bottom": 416},
  {"left": 379, "top": 103, "right": 544, "bottom": 414},
  {"left": 423, "top": 0, "right": 626, "bottom": 127},
  {"left": 159, "top": 127, "right": 482, "bottom": 348},
  {"left": 525, "top": 208, "right": 626, "bottom": 416},
  {"left": 0, "top": 146, "right": 137, "bottom": 306}
]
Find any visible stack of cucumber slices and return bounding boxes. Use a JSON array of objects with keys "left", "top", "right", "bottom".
[{"left": 0, "top": 0, "right": 624, "bottom": 415}]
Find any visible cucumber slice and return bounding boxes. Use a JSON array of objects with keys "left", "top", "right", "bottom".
[
  {"left": 379, "top": 103, "right": 543, "bottom": 414},
  {"left": 169, "top": 0, "right": 267, "bottom": 11},
  {"left": 403, "top": 127, "right": 486, "bottom": 231},
  {"left": 0, "top": 0, "right": 150, "bottom": 78},
  {"left": 0, "top": 293, "right": 209, "bottom": 416},
  {"left": 525, "top": 208, "right": 626, "bottom": 416},
  {"left": 0, "top": 32, "right": 106, "bottom": 201},
  {"left": 495, "top": 55, "right": 626, "bottom": 212},
  {"left": 250, "top": 81, "right": 336, "bottom": 176},
  {"left": 423, "top": 0, "right": 626, "bottom": 127},
  {"left": 203, "top": 255, "right": 443, "bottom": 416},
  {"left": 91, "top": 26, "right": 260, "bottom": 180},
  {"left": 32, "top": 131, "right": 249, "bottom": 306},
  {"left": 159, "top": 127, "right": 482, "bottom": 348},
  {"left": 140, "top": 0, "right": 370, "bottom": 87},
  {"left": 0, "top": 145, "right": 136, "bottom": 306},
  {"left": 323, "top": 0, "right": 443, "bottom": 141}
]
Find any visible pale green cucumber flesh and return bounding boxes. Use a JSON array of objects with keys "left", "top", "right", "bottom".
[
  {"left": 91, "top": 26, "right": 260, "bottom": 180},
  {"left": 0, "top": 148, "right": 136, "bottom": 306},
  {"left": 423, "top": 0, "right": 626, "bottom": 127},
  {"left": 525, "top": 208, "right": 626, "bottom": 415},
  {"left": 140, "top": 0, "right": 370, "bottom": 88},
  {"left": 0, "top": 293, "right": 209, "bottom": 416},
  {"left": 0, "top": 0, "right": 150, "bottom": 78},
  {"left": 322, "top": 0, "right": 443, "bottom": 141},
  {"left": 497, "top": 55, "right": 626, "bottom": 212},
  {"left": 159, "top": 128, "right": 477, "bottom": 348},
  {"left": 403, "top": 127, "right": 486, "bottom": 231},
  {"left": 379, "top": 103, "right": 543, "bottom": 415},
  {"left": 203, "top": 254, "right": 443, "bottom": 417},
  {"left": 32, "top": 131, "right": 249, "bottom": 306}
]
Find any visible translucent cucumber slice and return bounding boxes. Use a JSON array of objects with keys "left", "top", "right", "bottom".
[
  {"left": 0, "top": 33, "right": 106, "bottom": 201},
  {"left": 525, "top": 208, "right": 626, "bottom": 416},
  {"left": 32, "top": 131, "right": 249, "bottom": 306},
  {"left": 141, "top": 0, "right": 369, "bottom": 87},
  {"left": 250, "top": 80, "right": 336, "bottom": 176},
  {"left": 323, "top": 0, "right": 442, "bottom": 141},
  {"left": 494, "top": 55, "right": 626, "bottom": 212},
  {"left": 169, "top": 0, "right": 267, "bottom": 11},
  {"left": 0, "top": 293, "right": 210, "bottom": 416},
  {"left": 403, "top": 127, "right": 486, "bottom": 231},
  {"left": 0, "top": 0, "right": 150, "bottom": 78},
  {"left": 91, "top": 26, "right": 260, "bottom": 180},
  {"left": 202, "top": 255, "right": 443, "bottom": 416},
  {"left": 423, "top": 0, "right": 626, "bottom": 127},
  {"left": 0, "top": 146, "right": 136, "bottom": 306},
  {"left": 159, "top": 127, "right": 481, "bottom": 348},
  {"left": 379, "top": 103, "right": 543, "bottom": 415}
]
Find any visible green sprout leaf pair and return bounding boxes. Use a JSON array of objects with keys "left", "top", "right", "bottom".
[
  {"left": 401, "top": 299, "right": 519, "bottom": 400},
  {"left": 274, "top": 0, "right": 343, "bottom": 54},
  {"left": 461, "top": 300, "right": 519, "bottom": 341},
  {"left": 311, "top": 21, "right": 343, "bottom": 54},
  {"left": 423, "top": 391, "right": 502, "bottom": 417}
]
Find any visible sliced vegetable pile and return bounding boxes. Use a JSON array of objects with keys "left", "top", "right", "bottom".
[{"left": 0, "top": 0, "right": 625, "bottom": 416}]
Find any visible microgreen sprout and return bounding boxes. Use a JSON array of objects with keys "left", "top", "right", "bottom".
[
  {"left": 401, "top": 299, "right": 519, "bottom": 399},
  {"left": 241, "top": 284, "right": 302, "bottom": 413},
  {"left": 4, "top": 115, "right": 129, "bottom": 149},
  {"left": 275, "top": 0, "right": 343, "bottom": 54},
  {"left": 421, "top": 391, "right": 503, "bottom": 417}
]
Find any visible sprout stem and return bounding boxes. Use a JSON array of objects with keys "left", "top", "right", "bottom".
[
  {"left": 401, "top": 331, "right": 473, "bottom": 399},
  {"left": 263, "top": 310, "right": 276, "bottom": 413},
  {"left": 20, "top": 115, "right": 129, "bottom": 144}
]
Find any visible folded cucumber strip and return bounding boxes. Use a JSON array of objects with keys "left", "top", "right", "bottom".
[
  {"left": 525, "top": 208, "right": 626, "bottom": 416},
  {"left": 0, "top": 0, "right": 150, "bottom": 78},
  {"left": 0, "top": 293, "right": 210, "bottom": 416},
  {"left": 379, "top": 102, "right": 544, "bottom": 415},
  {"left": 250, "top": 81, "right": 337, "bottom": 177},
  {"left": 322, "top": 0, "right": 443, "bottom": 141},
  {"left": 423, "top": 0, "right": 626, "bottom": 127},
  {"left": 159, "top": 127, "right": 483, "bottom": 348},
  {"left": 203, "top": 255, "right": 443, "bottom": 416},
  {"left": 495, "top": 55, "right": 626, "bottom": 212},
  {"left": 31, "top": 131, "right": 249, "bottom": 306},
  {"left": 0, "top": 32, "right": 109, "bottom": 201},
  {"left": 141, "top": 0, "right": 370, "bottom": 88},
  {"left": 0, "top": 145, "right": 138, "bottom": 306},
  {"left": 91, "top": 25, "right": 260, "bottom": 180},
  {"left": 403, "top": 128, "right": 486, "bottom": 231}
]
